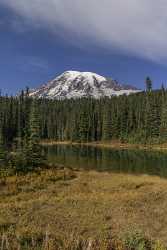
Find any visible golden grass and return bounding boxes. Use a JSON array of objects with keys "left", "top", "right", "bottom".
[{"left": 1, "top": 168, "right": 167, "bottom": 248}]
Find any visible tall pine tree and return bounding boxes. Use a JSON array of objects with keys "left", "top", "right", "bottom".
[
  {"left": 146, "top": 77, "right": 152, "bottom": 92},
  {"left": 28, "top": 99, "right": 42, "bottom": 167},
  {"left": 160, "top": 94, "right": 167, "bottom": 141}
]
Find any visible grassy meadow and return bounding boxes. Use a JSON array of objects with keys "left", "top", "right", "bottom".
[{"left": 0, "top": 167, "right": 167, "bottom": 249}]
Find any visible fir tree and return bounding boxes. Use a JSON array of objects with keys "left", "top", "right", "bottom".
[
  {"left": 102, "top": 107, "right": 112, "bottom": 141},
  {"left": 145, "top": 77, "right": 152, "bottom": 92},
  {"left": 0, "top": 121, "right": 6, "bottom": 164},
  {"left": 160, "top": 95, "right": 167, "bottom": 140},
  {"left": 0, "top": 98, "right": 6, "bottom": 164},
  {"left": 145, "top": 94, "right": 160, "bottom": 139},
  {"left": 79, "top": 111, "right": 89, "bottom": 142},
  {"left": 161, "top": 83, "right": 165, "bottom": 92},
  {"left": 28, "top": 99, "right": 42, "bottom": 168}
]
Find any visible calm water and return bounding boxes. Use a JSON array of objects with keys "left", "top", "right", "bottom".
[{"left": 44, "top": 144, "right": 167, "bottom": 177}]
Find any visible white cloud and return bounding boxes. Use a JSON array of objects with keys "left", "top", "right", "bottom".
[{"left": 1, "top": 0, "right": 167, "bottom": 62}]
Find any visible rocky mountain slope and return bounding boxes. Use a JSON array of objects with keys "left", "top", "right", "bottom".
[{"left": 30, "top": 71, "right": 140, "bottom": 99}]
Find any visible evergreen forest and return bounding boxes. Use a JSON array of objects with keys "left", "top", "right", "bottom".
[{"left": 0, "top": 82, "right": 167, "bottom": 172}]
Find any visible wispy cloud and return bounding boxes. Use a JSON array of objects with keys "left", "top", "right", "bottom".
[
  {"left": 27, "top": 56, "right": 49, "bottom": 70},
  {"left": 1, "top": 0, "right": 167, "bottom": 62},
  {"left": 16, "top": 56, "right": 49, "bottom": 72}
]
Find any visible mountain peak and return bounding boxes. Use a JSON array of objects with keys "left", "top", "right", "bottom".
[
  {"left": 30, "top": 71, "right": 140, "bottom": 99},
  {"left": 58, "top": 70, "right": 107, "bottom": 83}
]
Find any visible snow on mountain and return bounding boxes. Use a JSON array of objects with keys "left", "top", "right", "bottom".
[{"left": 29, "top": 71, "right": 141, "bottom": 99}]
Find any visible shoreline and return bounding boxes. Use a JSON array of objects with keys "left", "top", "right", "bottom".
[{"left": 41, "top": 140, "right": 167, "bottom": 151}]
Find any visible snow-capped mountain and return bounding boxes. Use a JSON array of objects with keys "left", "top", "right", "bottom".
[{"left": 30, "top": 71, "right": 140, "bottom": 99}]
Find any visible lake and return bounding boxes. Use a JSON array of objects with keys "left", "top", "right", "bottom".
[{"left": 44, "top": 144, "right": 167, "bottom": 177}]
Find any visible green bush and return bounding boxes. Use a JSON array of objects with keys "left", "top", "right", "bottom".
[{"left": 122, "top": 231, "right": 152, "bottom": 250}]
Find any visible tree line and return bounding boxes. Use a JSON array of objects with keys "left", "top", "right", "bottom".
[{"left": 0, "top": 78, "right": 167, "bottom": 172}]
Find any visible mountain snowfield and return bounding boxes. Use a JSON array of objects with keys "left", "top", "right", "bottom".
[{"left": 30, "top": 71, "right": 141, "bottom": 99}]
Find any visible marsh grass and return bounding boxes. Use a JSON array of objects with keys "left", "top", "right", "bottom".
[
  {"left": 0, "top": 231, "right": 166, "bottom": 250},
  {"left": 0, "top": 168, "right": 167, "bottom": 249}
]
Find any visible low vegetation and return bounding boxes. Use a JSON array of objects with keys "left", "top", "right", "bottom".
[{"left": 0, "top": 167, "right": 167, "bottom": 249}]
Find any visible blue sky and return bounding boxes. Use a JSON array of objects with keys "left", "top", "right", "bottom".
[{"left": 1, "top": 1, "right": 167, "bottom": 94}]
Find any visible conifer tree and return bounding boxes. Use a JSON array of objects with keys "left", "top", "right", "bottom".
[
  {"left": 28, "top": 99, "right": 42, "bottom": 167},
  {"left": 0, "top": 119, "right": 6, "bottom": 164},
  {"left": 70, "top": 112, "right": 79, "bottom": 141},
  {"left": 10, "top": 94, "right": 27, "bottom": 173},
  {"left": 24, "top": 87, "right": 31, "bottom": 145},
  {"left": 79, "top": 111, "right": 89, "bottom": 142},
  {"left": 102, "top": 107, "right": 112, "bottom": 141},
  {"left": 120, "top": 99, "right": 128, "bottom": 142},
  {"left": 160, "top": 95, "right": 167, "bottom": 141},
  {"left": 161, "top": 83, "right": 165, "bottom": 92},
  {"left": 145, "top": 94, "right": 160, "bottom": 139},
  {"left": 150, "top": 101, "right": 160, "bottom": 137},
  {"left": 146, "top": 77, "right": 152, "bottom": 92},
  {"left": 0, "top": 97, "right": 6, "bottom": 164}
]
